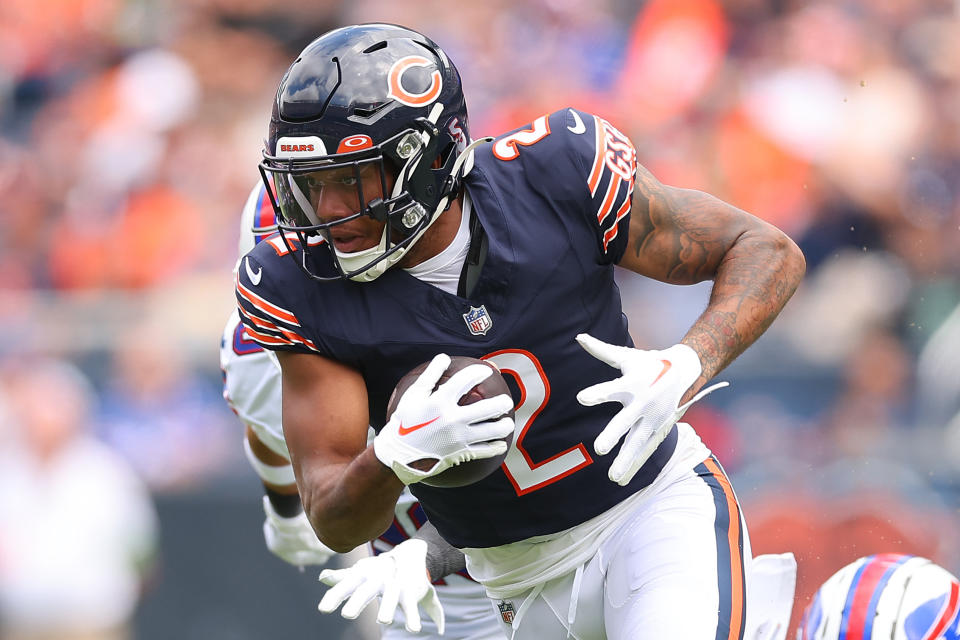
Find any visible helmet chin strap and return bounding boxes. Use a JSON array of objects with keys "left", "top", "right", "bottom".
[{"left": 338, "top": 104, "right": 491, "bottom": 283}]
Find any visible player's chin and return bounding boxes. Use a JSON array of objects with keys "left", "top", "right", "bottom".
[{"left": 331, "top": 235, "right": 378, "bottom": 253}]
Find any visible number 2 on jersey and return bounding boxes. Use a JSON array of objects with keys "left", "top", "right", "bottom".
[
  {"left": 491, "top": 115, "right": 551, "bottom": 161},
  {"left": 483, "top": 350, "right": 592, "bottom": 496}
]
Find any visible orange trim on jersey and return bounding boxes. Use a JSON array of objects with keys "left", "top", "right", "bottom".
[
  {"left": 239, "top": 306, "right": 290, "bottom": 332},
  {"left": 240, "top": 319, "right": 316, "bottom": 351},
  {"left": 587, "top": 115, "right": 606, "bottom": 195},
  {"left": 483, "top": 348, "right": 593, "bottom": 496},
  {"left": 239, "top": 307, "right": 318, "bottom": 351},
  {"left": 492, "top": 115, "right": 551, "bottom": 162},
  {"left": 602, "top": 184, "right": 633, "bottom": 252},
  {"left": 236, "top": 273, "right": 300, "bottom": 326},
  {"left": 703, "top": 456, "right": 745, "bottom": 640},
  {"left": 596, "top": 172, "right": 622, "bottom": 226},
  {"left": 264, "top": 232, "right": 325, "bottom": 257},
  {"left": 240, "top": 324, "right": 294, "bottom": 347},
  {"left": 236, "top": 309, "right": 289, "bottom": 341},
  {"left": 266, "top": 233, "right": 297, "bottom": 256}
]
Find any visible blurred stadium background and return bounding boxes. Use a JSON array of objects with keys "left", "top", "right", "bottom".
[{"left": 0, "top": 0, "right": 958, "bottom": 638}]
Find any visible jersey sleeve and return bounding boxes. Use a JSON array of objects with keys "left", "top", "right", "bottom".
[
  {"left": 219, "top": 310, "right": 289, "bottom": 458},
  {"left": 498, "top": 108, "right": 638, "bottom": 264},
  {"left": 579, "top": 111, "right": 637, "bottom": 264},
  {"left": 234, "top": 238, "right": 325, "bottom": 355}
]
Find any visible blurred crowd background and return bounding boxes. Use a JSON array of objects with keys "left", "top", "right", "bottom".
[{"left": 0, "top": 0, "right": 958, "bottom": 638}]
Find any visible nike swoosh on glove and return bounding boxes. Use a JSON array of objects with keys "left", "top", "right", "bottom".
[
  {"left": 575, "top": 334, "right": 728, "bottom": 486},
  {"left": 262, "top": 496, "right": 336, "bottom": 567},
  {"left": 373, "top": 353, "right": 515, "bottom": 486},
  {"left": 318, "top": 539, "right": 444, "bottom": 634}
]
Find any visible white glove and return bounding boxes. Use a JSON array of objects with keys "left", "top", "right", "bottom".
[
  {"left": 373, "top": 353, "right": 515, "bottom": 485},
  {"left": 745, "top": 553, "right": 797, "bottom": 640},
  {"left": 576, "top": 334, "right": 728, "bottom": 486},
  {"left": 318, "top": 539, "right": 445, "bottom": 635},
  {"left": 262, "top": 496, "right": 336, "bottom": 567}
]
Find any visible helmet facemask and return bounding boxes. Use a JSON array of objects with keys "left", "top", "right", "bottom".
[
  {"left": 261, "top": 23, "right": 474, "bottom": 282},
  {"left": 260, "top": 107, "right": 459, "bottom": 282}
]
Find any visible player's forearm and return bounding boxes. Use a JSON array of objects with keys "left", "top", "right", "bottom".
[
  {"left": 299, "top": 446, "right": 405, "bottom": 552},
  {"left": 680, "top": 227, "right": 805, "bottom": 400}
]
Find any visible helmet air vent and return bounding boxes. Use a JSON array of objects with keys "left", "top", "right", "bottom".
[
  {"left": 353, "top": 102, "right": 390, "bottom": 118},
  {"left": 362, "top": 41, "right": 388, "bottom": 54},
  {"left": 413, "top": 40, "right": 437, "bottom": 57}
]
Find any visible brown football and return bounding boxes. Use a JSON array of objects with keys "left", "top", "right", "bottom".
[{"left": 385, "top": 356, "right": 515, "bottom": 488}]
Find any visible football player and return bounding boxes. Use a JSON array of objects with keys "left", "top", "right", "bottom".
[
  {"left": 235, "top": 23, "right": 806, "bottom": 640},
  {"left": 797, "top": 554, "right": 960, "bottom": 639},
  {"left": 220, "top": 184, "right": 505, "bottom": 639}
]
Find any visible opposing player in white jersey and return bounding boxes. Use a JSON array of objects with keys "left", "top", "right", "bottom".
[{"left": 220, "top": 183, "right": 505, "bottom": 640}]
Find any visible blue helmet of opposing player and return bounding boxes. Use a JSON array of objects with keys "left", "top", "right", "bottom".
[
  {"left": 238, "top": 184, "right": 278, "bottom": 258},
  {"left": 259, "top": 23, "right": 472, "bottom": 282},
  {"left": 798, "top": 554, "right": 960, "bottom": 640}
]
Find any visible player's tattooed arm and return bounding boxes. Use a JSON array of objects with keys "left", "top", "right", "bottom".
[{"left": 617, "top": 164, "right": 806, "bottom": 401}]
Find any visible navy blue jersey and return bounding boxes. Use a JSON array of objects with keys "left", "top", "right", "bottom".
[{"left": 236, "top": 108, "right": 678, "bottom": 548}]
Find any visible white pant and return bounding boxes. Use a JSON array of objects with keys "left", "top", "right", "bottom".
[{"left": 490, "top": 456, "right": 752, "bottom": 640}]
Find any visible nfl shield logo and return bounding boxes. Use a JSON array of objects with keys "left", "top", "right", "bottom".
[
  {"left": 462, "top": 305, "right": 493, "bottom": 336},
  {"left": 497, "top": 600, "right": 515, "bottom": 625}
]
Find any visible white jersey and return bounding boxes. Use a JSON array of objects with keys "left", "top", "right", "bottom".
[
  {"left": 221, "top": 309, "right": 288, "bottom": 458},
  {"left": 220, "top": 310, "right": 503, "bottom": 640}
]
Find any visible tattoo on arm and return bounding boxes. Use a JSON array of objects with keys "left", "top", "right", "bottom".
[
  {"left": 621, "top": 165, "right": 806, "bottom": 400},
  {"left": 625, "top": 166, "right": 741, "bottom": 285},
  {"left": 680, "top": 231, "right": 805, "bottom": 400}
]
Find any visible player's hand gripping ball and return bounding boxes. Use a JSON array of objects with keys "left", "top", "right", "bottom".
[{"left": 385, "top": 356, "right": 515, "bottom": 488}]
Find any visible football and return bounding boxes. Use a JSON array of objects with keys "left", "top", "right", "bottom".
[{"left": 386, "top": 356, "right": 515, "bottom": 488}]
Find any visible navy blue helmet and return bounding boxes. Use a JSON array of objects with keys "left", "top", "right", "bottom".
[{"left": 259, "top": 23, "right": 471, "bottom": 281}]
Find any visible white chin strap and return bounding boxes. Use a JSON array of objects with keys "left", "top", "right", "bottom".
[
  {"left": 334, "top": 235, "right": 393, "bottom": 282},
  {"left": 337, "top": 131, "right": 491, "bottom": 283}
]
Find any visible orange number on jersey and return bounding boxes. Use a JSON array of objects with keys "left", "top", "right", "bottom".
[
  {"left": 492, "top": 115, "right": 551, "bottom": 161},
  {"left": 265, "top": 232, "right": 324, "bottom": 256},
  {"left": 266, "top": 233, "right": 295, "bottom": 256},
  {"left": 483, "top": 350, "right": 593, "bottom": 496}
]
